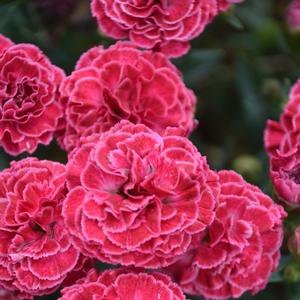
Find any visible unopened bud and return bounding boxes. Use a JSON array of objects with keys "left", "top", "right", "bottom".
[
  {"left": 232, "top": 155, "right": 262, "bottom": 183},
  {"left": 284, "top": 261, "right": 300, "bottom": 282},
  {"left": 289, "top": 226, "right": 300, "bottom": 262}
]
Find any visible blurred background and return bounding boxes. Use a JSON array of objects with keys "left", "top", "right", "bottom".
[{"left": 0, "top": 0, "right": 300, "bottom": 299}]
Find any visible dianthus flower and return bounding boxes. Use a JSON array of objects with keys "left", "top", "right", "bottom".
[
  {"left": 0, "top": 158, "right": 79, "bottom": 299},
  {"left": 57, "top": 42, "right": 197, "bottom": 152},
  {"left": 166, "top": 170, "right": 286, "bottom": 299},
  {"left": 0, "top": 34, "right": 64, "bottom": 155},
  {"left": 59, "top": 268, "right": 186, "bottom": 300},
  {"left": 63, "top": 121, "right": 219, "bottom": 268},
  {"left": 264, "top": 79, "right": 300, "bottom": 205},
  {"left": 91, "top": 0, "right": 241, "bottom": 57}
]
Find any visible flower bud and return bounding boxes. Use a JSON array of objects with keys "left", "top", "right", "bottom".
[
  {"left": 232, "top": 154, "right": 262, "bottom": 183},
  {"left": 284, "top": 261, "right": 300, "bottom": 282},
  {"left": 289, "top": 226, "right": 300, "bottom": 261}
]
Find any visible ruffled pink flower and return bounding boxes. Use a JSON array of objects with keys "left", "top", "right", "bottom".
[
  {"left": 91, "top": 0, "right": 226, "bottom": 57},
  {"left": 287, "top": 0, "right": 300, "bottom": 32},
  {"left": 63, "top": 121, "right": 219, "bottom": 268},
  {"left": 264, "top": 79, "right": 300, "bottom": 205},
  {"left": 0, "top": 158, "right": 80, "bottom": 299},
  {"left": 269, "top": 145, "right": 300, "bottom": 206},
  {"left": 57, "top": 42, "right": 197, "bottom": 152},
  {"left": 0, "top": 34, "right": 64, "bottom": 156},
  {"left": 59, "top": 268, "right": 186, "bottom": 300},
  {"left": 264, "top": 80, "right": 300, "bottom": 158},
  {"left": 166, "top": 170, "right": 286, "bottom": 300}
]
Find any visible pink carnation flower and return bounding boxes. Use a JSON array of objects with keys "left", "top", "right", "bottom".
[
  {"left": 57, "top": 42, "right": 197, "bottom": 152},
  {"left": 91, "top": 0, "right": 236, "bottom": 57},
  {"left": 0, "top": 34, "right": 64, "bottom": 155},
  {"left": 269, "top": 145, "right": 300, "bottom": 206},
  {"left": 59, "top": 268, "right": 186, "bottom": 300},
  {"left": 264, "top": 80, "right": 300, "bottom": 158},
  {"left": 63, "top": 121, "right": 219, "bottom": 268},
  {"left": 264, "top": 79, "right": 300, "bottom": 205},
  {"left": 0, "top": 158, "right": 80, "bottom": 299},
  {"left": 166, "top": 170, "right": 286, "bottom": 299}
]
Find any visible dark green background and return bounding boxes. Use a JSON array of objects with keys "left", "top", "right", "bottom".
[{"left": 0, "top": 0, "right": 300, "bottom": 299}]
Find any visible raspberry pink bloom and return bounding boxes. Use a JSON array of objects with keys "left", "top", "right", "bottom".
[
  {"left": 59, "top": 268, "right": 186, "bottom": 300},
  {"left": 287, "top": 0, "right": 300, "bottom": 32},
  {"left": 0, "top": 158, "right": 80, "bottom": 299},
  {"left": 264, "top": 79, "right": 300, "bottom": 158},
  {"left": 63, "top": 121, "right": 219, "bottom": 268},
  {"left": 0, "top": 34, "right": 64, "bottom": 155},
  {"left": 166, "top": 170, "right": 286, "bottom": 300},
  {"left": 264, "top": 79, "right": 300, "bottom": 205},
  {"left": 268, "top": 145, "right": 300, "bottom": 206},
  {"left": 57, "top": 42, "right": 197, "bottom": 152},
  {"left": 91, "top": 0, "right": 232, "bottom": 58}
]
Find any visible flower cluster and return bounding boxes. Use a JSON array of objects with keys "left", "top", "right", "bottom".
[
  {"left": 0, "top": 1, "right": 287, "bottom": 299},
  {"left": 264, "top": 79, "right": 300, "bottom": 206},
  {"left": 91, "top": 0, "right": 243, "bottom": 58}
]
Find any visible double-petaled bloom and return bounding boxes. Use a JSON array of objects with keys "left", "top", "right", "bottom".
[
  {"left": 0, "top": 158, "right": 80, "bottom": 299},
  {"left": 57, "top": 42, "right": 197, "bottom": 152},
  {"left": 264, "top": 79, "right": 300, "bottom": 206},
  {"left": 0, "top": 34, "right": 64, "bottom": 155},
  {"left": 166, "top": 170, "right": 286, "bottom": 299},
  {"left": 63, "top": 121, "right": 219, "bottom": 268},
  {"left": 91, "top": 0, "right": 243, "bottom": 58},
  {"left": 59, "top": 268, "right": 186, "bottom": 300}
]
